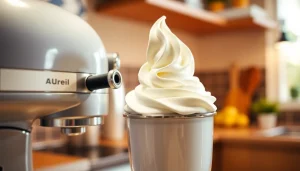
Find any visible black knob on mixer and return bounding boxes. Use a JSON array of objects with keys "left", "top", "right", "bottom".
[{"left": 86, "top": 70, "right": 122, "bottom": 91}]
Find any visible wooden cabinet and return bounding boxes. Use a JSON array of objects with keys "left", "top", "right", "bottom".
[
  {"left": 212, "top": 138, "right": 300, "bottom": 171},
  {"left": 212, "top": 141, "right": 222, "bottom": 171}
]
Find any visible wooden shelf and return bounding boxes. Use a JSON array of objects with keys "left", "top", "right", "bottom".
[
  {"left": 218, "top": 5, "right": 278, "bottom": 31},
  {"left": 98, "top": 0, "right": 226, "bottom": 34},
  {"left": 97, "top": 0, "right": 277, "bottom": 34}
]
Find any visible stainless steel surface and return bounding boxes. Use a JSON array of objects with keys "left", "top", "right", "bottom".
[
  {"left": 0, "top": 93, "right": 80, "bottom": 123},
  {"left": 107, "top": 53, "right": 120, "bottom": 70},
  {"left": 126, "top": 116, "right": 214, "bottom": 170},
  {"left": 61, "top": 127, "right": 86, "bottom": 136},
  {"left": 124, "top": 112, "right": 217, "bottom": 119},
  {"left": 0, "top": 120, "right": 33, "bottom": 132},
  {"left": 40, "top": 116, "right": 103, "bottom": 127},
  {"left": 0, "top": 69, "right": 99, "bottom": 93},
  {"left": 107, "top": 70, "right": 122, "bottom": 89},
  {"left": 0, "top": 129, "right": 32, "bottom": 171},
  {"left": 40, "top": 93, "right": 109, "bottom": 119},
  {"left": 256, "top": 126, "right": 300, "bottom": 138},
  {"left": 0, "top": 93, "right": 109, "bottom": 125}
]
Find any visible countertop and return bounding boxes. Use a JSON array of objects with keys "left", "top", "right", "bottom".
[
  {"left": 214, "top": 127, "right": 256, "bottom": 141},
  {"left": 34, "top": 126, "right": 300, "bottom": 170},
  {"left": 33, "top": 151, "right": 90, "bottom": 171},
  {"left": 214, "top": 126, "right": 300, "bottom": 145},
  {"left": 34, "top": 136, "right": 129, "bottom": 171}
]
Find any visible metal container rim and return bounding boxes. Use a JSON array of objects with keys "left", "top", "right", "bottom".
[{"left": 123, "top": 112, "right": 216, "bottom": 119}]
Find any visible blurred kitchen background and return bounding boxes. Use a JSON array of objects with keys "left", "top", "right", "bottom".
[{"left": 30, "top": 0, "right": 300, "bottom": 171}]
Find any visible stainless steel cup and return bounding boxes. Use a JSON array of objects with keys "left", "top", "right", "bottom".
[{"left": 124, "top": 112, "right": 216, "bottom": 171}]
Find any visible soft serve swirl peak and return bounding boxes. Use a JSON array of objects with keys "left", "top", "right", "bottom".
[{"left": 125, "top": 16, "right": 217, "bottom": 116}]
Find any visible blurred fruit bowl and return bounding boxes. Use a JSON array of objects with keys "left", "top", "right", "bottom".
[{"left": 214, "top": 106, "right": 250, "bottom": 128}]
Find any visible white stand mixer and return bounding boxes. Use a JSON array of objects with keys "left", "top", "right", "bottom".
[{"left": 0, "top": 1, "right": 122, "bottom": 170}]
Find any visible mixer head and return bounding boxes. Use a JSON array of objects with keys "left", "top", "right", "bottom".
[{"left": 0, "top": 0, "right": 122, "bottom": 135}]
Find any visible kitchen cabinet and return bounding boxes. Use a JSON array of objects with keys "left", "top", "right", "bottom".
[
  {"left": 212, "top": 141, "right": 222, "bottom": 171},
  {"left": 212, "top": 133, "right": 300, "bottom": 171}
]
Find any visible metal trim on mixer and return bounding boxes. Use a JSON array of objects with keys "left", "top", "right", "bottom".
[
  {"left": 107, "top": 70, "right": 122, "bottom": 89},
  {"left": 123, "top": 112, "right": 216, "bottom": 119},
  {"left": 107, "top": 53, "right": 120, "bottom": 70},
  {"left": 0, "top": 68, "right": 104, "bottom": 93},
  {"left": 61, "top": 127, "right": 86, "bottom": 136},
  {"left": 40, "top": 116, "right": 103, "bottom": 127},
  {"left": 0, "top": 68, "right": 119, "bottom": 94}
]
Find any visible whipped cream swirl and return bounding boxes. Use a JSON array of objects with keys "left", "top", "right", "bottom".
[{"left": 125, "top": 16, "right": 217, "bottom": 115}]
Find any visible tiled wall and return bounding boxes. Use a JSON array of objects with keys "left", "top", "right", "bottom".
[
  {"left": 196, "top": 71, "right": 230, "bottom": 108},
  {"left": 120, "top": 66, "right": 266, "bottom": 109},
  {"left": 119, "top": 66, "right": 300, "bottom": 124}
]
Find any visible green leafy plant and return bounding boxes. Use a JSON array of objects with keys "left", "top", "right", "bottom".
[
  {"left": 290, "top": 86, "right": 299, "bottom": 99},
  {"left": 251, "top": 99, "right": 279, "bottom": 115}
]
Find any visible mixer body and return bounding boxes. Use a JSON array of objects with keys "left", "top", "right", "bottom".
[{"left": 0, "top": 1, "right": 121, "bottom": 170}]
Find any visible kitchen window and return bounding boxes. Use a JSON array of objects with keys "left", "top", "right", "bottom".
[{"left": 271, "top": 0, "right": 300, "bottom": 110}]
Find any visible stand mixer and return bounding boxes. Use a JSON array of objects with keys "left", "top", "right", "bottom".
[{"left": 0, "top": 1, "right": 122, "bottom": 170}]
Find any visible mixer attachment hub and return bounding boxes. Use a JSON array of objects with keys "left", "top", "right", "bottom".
[
  {"left": 61, "top": 127, "right": 86, "bottom": 136},
  {"left": 86, "top": 69, "right": 122, "bottom": 91},
  {"left": 40, "top": 116, "right": 103, "bottom": 135}
]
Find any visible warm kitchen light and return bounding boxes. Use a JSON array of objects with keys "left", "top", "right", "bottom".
[
  {"left": 6, "top": 0, "right": 28, "bottom": 7},
  {"left": 44, "top": 48, "right": 58, "bottom": 69}
]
